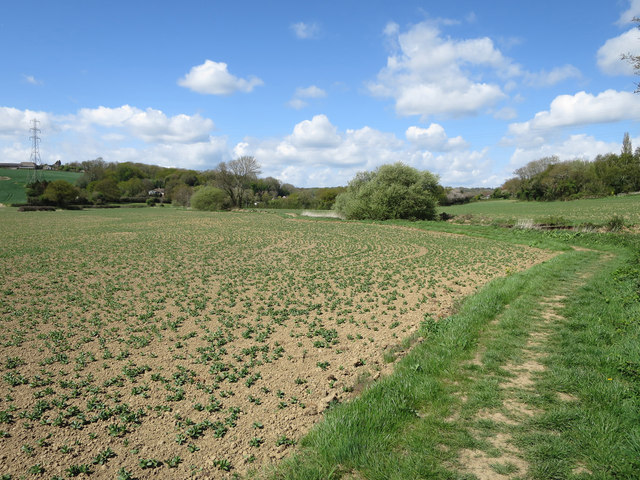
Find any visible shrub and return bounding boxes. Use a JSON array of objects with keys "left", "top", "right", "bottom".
[
  {"left": 190, "top": 186, "right": 228, "bottom": 211},
  {"left": 334, "top": 163, "right": 440, "bottom": 221}
]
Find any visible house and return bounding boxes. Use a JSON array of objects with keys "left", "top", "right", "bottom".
[
  {"left": 148, "top": 188, "right": 165, "bottom": 197},
  {"left": 19, "top": 162, "right": 36, "bottom": 169}
]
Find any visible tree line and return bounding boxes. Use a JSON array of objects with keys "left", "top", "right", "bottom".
[
  {"left": 500, "top": 133, "right": 640, "bottom": 201},
  {"left": 27, "top": 156, "right": 345, "bottom": 210}
]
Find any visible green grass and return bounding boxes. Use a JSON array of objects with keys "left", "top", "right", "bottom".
[
  {"left": 263, "top": 229, "right": 640, "bottom": 479},
  {"left": 439, "top": 196, "right": 640, "bottom": 226},
  {"left": 0, "top": 168, "right": 81, "bottom": 204},
  {"left": 515, "top": 237, "right": 640, "bottom": 479}
]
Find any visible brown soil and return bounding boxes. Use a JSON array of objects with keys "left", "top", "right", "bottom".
[{"left": 0, "top": 210, "right": 556, "bottom": 479}]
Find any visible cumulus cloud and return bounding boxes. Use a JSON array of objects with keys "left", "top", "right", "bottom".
[
  {"left": 368, "top": 22, "right": 512, "bottom": 119},
  {"left": 287, "top": 85, "right": 327, "bottom": 109},
  {"left": 291, "top": 21, "right": 320, "bottom": 39},
  {"left": 77, "top": 105, "right": 214, "bottom": 144},
  {"left": 507, "top": 90, "right": 640, "bottom": 141},
  {"left": 369, "top": 21, "right": 583, "bottom": 119},
  {"left": 178, "top": 60, "right": 263, "bottom": 95},
  {"left": 290, "top": 114, "right": 341, "bottom": 148},
  {"left": 233, "top": 114, "right": 492, "bottom": 187},
  {"left": 405, "top": 124, "right": 468, "bottom": 151},
  {"left": 0, "top": 105, "right": 227, "bottom": 170},
  {"left": 0, "top": 107, "right": 55, "bottom": 138},
  {"left": 598, "top": 28, "right": 640, "bottom": 75}
]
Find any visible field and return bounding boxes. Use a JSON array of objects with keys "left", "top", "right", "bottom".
[
  {"left": 440, "top": 195, "right": 640, "bottom": 226},
  {"left": 0, "top": 208, "right": 555, "bottom": 478},
  {"left": 0, "top": 168, "right": 82, "bottom": 205}
]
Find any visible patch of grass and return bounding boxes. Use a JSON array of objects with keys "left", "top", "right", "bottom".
[{"left": 490, "top": 461, "right": 519, "bottom": 474}]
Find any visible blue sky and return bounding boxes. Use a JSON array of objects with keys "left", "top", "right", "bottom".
[{"left": 2, "top": 0, "right": 640, "bottom": 187}]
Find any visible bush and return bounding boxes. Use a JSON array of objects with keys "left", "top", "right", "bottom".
[
  {"left": 333, "top": 163, "right": 440, "bottom": 221},
  {"left": 190, "top": 186, "right": 228, "bottom": 211}
]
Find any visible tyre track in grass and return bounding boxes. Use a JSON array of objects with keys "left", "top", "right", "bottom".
[{"left": 452, "top": 249, "right": 611, "bottom": 480}]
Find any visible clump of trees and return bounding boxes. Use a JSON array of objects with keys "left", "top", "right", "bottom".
[
  {"left": 333, "top": 162, "right": 442, "bottom": 221},
  {"left": 502, "top": 134, "right": 640, "bottom": 201}
]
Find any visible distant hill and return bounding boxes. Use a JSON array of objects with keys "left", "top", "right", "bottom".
[{"left": 0, "top": 168, "right": 82, "bottom": 204}]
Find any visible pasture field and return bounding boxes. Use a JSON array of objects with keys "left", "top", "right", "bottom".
[
  {"left": 439, "top": 195, "right": 640, "bottom": 226},
  {"left": 0, "top": 168, "right": 82, "bottom": 205},
  {"left": 0, "top": 208, "right": 555, "bottom": 478}
]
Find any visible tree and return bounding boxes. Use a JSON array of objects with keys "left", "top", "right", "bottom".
[
  {"left": 190, "top": 186, "right": 229, "bottom": 211},
  {"left": 622, "top": 132, "right": 633, "bottom": 155},
  {"left": 172, "top": 184, "right": 193, "bottom": 207},
  {"left": 514, "top": 156, "right": 559, "bottom": 181},
  {"left": 88, "top": 178, "right": 121, "bottom": 203},
  {"left": 43, "top": 180, "right": 79, "bottom": 207},
  {"left": 334, "top": 163, "right": 440, "bottom": 221},
  {"left": 214, "top": 156, "right": 261, "bottom": 208}
]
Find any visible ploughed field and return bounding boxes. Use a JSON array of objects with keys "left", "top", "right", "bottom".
[{"left": 0, "top": 208, "right": 555, "bottom": 478}]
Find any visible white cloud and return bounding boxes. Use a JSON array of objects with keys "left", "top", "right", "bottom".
[
  {"left": 0, "top": 105, "right": 227, "bottom": 170},
  {"left": 290, "top": 114, "right": 341, "bottom": 148},
  {"left": 405, "top": 124, "right": 468, "bottom": 151},
  {"left": 507, "top": 90, "right": 640, "bottom": 140},
  {"left": 597, "top": 28, "right": 640, "bottom": 75},
  {"left": 287, "top": 85, "right": 327, "bottom": 109},
  {"left": 178, "top": 60, "right": 263, "bottom": 95},
  {"left": 233, "top": 115, "right": 492, "bottom": 187},
  {"left": 77, "top": 105, "right": 214, "bottom": 144},
  {"left": 0, "top": 107, "right": 54, "bottom": 138},
  {"left": 291, "top": 22, "right": 320, "bottom": 39},
  {"left": 368, "top": 22, "right": 509, "bottom": 119},
  {"left": 369, "top": 21, "right": 583, "bottom": 120},
  {"left": 618, "top": 0, "right": 640, "bottom": 25},
  {"left": 295, "top": 85, "right": 327, "bottom": 99}
]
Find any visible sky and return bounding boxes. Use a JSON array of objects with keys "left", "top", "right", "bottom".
[{"left": 2, "top": 0, "right": 640, "bottom": 188}]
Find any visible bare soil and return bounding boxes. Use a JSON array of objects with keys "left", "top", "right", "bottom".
[{"left": 0, "top": 210, "right": 556, "bottom": 478}]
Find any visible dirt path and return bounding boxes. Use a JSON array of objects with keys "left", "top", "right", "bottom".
[{"left": 450, "top": 252, "right": 609, "bottom": 479}]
